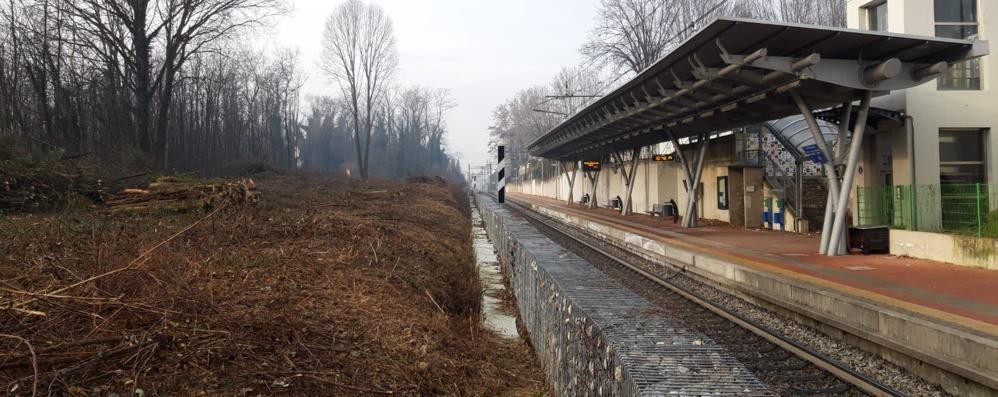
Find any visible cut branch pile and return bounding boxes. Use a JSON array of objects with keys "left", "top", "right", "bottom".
[
  {"left": 0, "top": 165, "right": 104, "bottom": 212},
  {"left": 0, "top": 175, "right": 544, "bottom": 396},
  {"left": 106, "top": 177, "right": 259, "bottom": 213}
]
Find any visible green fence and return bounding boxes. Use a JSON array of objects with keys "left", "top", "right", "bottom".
[{"left": 856, "top": 183, "right": 998, "bottom": 238}]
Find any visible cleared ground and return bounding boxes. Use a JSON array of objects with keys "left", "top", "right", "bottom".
[{"left": 0, "top": 173, "right": 545, "bottom": 396}]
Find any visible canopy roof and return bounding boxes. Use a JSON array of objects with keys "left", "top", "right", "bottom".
[
  {"left": 528, "top": 17, "right": 988, "bottom": 161},
  {"left": 765, "top": 115, "right": 839, "bottom": 158},
  {"left": 815, "top": 105, "right": 905, "bottom": 131}
]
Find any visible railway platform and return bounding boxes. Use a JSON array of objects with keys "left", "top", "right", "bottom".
[{"left": 509, "top": 192, "right": 998, "bottom": 396}]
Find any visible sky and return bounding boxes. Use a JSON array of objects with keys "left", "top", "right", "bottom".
[{"left": 268, "top": 0, "right": 600, "bottom": 170}]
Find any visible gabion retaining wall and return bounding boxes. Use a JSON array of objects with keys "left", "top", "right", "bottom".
[{"left": 476, "top": 194, "right": 770, "bottom": 396}]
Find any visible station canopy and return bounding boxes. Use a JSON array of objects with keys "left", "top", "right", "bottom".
[{"left": 528, "top": 17, "right": 988, "bottom": 161}]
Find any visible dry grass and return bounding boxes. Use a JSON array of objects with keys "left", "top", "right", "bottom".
[{"left": 0, "top": 173, "right": 546, "bottom": 396}]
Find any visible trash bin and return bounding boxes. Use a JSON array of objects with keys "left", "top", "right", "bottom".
[{"left": 848, "top": 225, "right": 889, "bottom": 254}]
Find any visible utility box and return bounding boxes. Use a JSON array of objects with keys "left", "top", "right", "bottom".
[{"left": 848, "top": 225, "right": 889, "bottom": 254}]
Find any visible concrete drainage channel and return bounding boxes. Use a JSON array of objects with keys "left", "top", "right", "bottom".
[
  {"left": 475, "top": 193, "right": 771, "bottom": 396},
  {"left": 471, "top": 197, "right": 519, "bottom": 339}
]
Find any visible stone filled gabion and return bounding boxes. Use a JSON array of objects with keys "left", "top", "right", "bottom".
[{"left": 477, "top": 196, "right": 772, "bottom": 396}]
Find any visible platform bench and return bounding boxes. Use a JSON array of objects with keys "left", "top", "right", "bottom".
[{"left": 646, "top": 203, "right": 664, "bottom": 217}]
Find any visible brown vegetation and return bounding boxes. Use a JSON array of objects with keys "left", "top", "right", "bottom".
[
  {"left": 0, "top": 174, "right": 545, "bottom": 396},
  {"left": 0, "top": 159, "right": 109, "bottom": 213}
]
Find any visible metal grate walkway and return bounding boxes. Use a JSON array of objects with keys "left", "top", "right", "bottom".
[{"left": 479, "top": 195, "right": 770, "bottom": 396}]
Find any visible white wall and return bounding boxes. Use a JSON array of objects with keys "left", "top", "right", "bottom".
[
  {"left": 675, "top": 163, "right": 730, "bottom": 223},
  {"left": 510, "top": 159, "right": 682, "bottom": 212},
  {"left": 848, "top": 0, "right": 997, "bottom": 187}
]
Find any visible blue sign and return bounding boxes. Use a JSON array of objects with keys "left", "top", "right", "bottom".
[{"left": 802, "top": 144, "right": 828, "bottom": 164}]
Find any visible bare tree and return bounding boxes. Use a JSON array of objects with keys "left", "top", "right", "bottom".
[
  {"left": 63, "top": 0, "right": 285, "bottom": 164},
  {"left": 548, "top": 65, "right": 603, "bottom": 116},
  {"left": 581, "top": 0, "right": 675, "bottom": 74},
  {"left": 0, "top": 0, "right": 463, "bottom": 182},
  {"left": 319, "top": 0, "right": 398, "bottom": 179},
  {"left": 582, "top": 0, "right": 843, "bottom": 76},
  {"left": 488, "top": 86, "right": 562, "bottom": 172},
  {"left": 728, "top": 0, "right": 846, "bottom": 26},
  {"left": 582, "top": 0, "right": 728, "bottom": 75}
]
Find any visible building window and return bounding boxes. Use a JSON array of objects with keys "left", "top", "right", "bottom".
[
  {"left": 939, "top": 128, "right": 987, "bottom": 184},
  {"left": 717, "top": 176, "right": 729, "bottom": 210},
  {"left": 866, "top": 1, "right": 887, "bottom": 31},
  {"left": 935, "top": 0, "right": 980, "bottom": 90}
]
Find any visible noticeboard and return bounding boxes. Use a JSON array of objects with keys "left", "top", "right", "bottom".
[
  {"left": 802, "top": 144, "right": 828, "bottom": 164},
  {"left": 582, "top": 160, "right": 601, "bottom": 172},
  {"left": 653, "top": 154, "right": 675, "bottom": 161}
]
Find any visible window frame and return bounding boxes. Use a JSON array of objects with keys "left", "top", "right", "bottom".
[
  {"left": 865, "top": 1, "right": 888, "bottom": 32},
  {"left": 935, "top": 0, "right": 981, "bottom": 90},
  {"left": 717, "top": 176, "right": 729, "bottom": 210},
  {"left": 938, "top": 128, "right": 988, "bottom": 184}
]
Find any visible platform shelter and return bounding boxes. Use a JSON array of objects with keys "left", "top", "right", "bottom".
[{"left": 527, "top": 17, "right": 988, "bottom": 256}]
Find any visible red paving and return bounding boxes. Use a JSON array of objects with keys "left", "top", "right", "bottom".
[{"left": 511, "top": 193, "right": 998, "bottom": 330}]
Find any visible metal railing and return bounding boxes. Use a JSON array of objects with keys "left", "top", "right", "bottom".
[
  {"left": 856, "top": 183, "right": 997, "bottom": 238},
  {"left": 735, "top": 149, "right": 764, "bottom": 166},
  {"left": 762, "top": 151, "right": 800, "bottom": 215}
]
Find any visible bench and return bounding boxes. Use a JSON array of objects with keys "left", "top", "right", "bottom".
[
  {"left": 646, "top": 203, "right": 664, "bottom": 217},
  {"left": 646, "top": 202, "right": 678, "bottom": 222}
]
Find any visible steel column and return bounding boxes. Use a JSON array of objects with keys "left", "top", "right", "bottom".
[
  {"left": 666, "top": 131, "right": 695, "bottom": 188},
  {"left": 834, "top": 102, "right": 853, "bottom": 254},
  {"left": 668, "top": 130, "right": 697, "bottom": 226},
  {"left": 836, "top": 102, "right": 853, "bottom": 163},
  {"left": 610, "top": 149, "right": 623, "bottom": 211},
  {"left": 905, "top": 116, "right": 917, "bottom": 229},
  {"left": 791, "top": 91, "right": 842, "bottom": 255},
  {"left": 622, "top": 148, "right": 641, "bottom": 215},
  {"left": 562, "top": 161, "right": 577, "bottom": 204},
  {"left": 588, "top": 166, "right": 602, "bottom": 209},
  {"left": 795, "top": 160, "right": 803, "bottom": 233},
  {"left": 684, "top": 134, "right": 710, "bottom": 228},
  {"left": 827, "top": 92, "right": 873, "bottom": 255}
]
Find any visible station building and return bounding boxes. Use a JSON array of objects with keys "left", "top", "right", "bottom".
[
  {"left": 495, "top": 14, "right": 997, "bottom": 397},
  {"left": 510, "top": 3, "right": 996, "bottom": 269},
  {"left": 842, "top": 0, "right": 998, "bottom": 267}
]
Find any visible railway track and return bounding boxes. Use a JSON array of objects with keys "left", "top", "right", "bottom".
[{"left": 503, "top": 199, "right": 906, "bottom": 397}]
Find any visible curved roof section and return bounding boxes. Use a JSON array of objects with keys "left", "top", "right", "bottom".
[
  {"left": 765, "top": 115, "right": 840, "bottom": 157},
  {"left": 814, "top": 105, "right": 905, "bottom": 132},
  {"left": 528, "top": 17, "right": 988, "bottom": 161}
]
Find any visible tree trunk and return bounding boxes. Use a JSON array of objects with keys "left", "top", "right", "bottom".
[
  {"left": 132, "top": 5, "right": 153, "bottom": 153},
  {"left": 350, "top": 89, "right": 364, "bottom": 178}
]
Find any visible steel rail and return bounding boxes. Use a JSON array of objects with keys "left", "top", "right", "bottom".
[{"left": 502, "top": 198, "right": 906, "bottom": 397}]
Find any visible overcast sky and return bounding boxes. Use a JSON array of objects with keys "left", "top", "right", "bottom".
[{"left": 269, "top": 0, "right": 599, "bottom": 170}]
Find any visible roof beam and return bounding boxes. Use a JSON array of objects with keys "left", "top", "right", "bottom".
[
  {"left": 912, "top": 61, "right": 948, "bottom": 80},
  {"left": 529, "top": 19, "right": 986, "bottom": 159}
]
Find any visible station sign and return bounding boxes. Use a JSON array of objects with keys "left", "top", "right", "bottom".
[
  {"left": 653, "top": 154, "right": 675, "bottom": 161},
  {"left": 582, "top": 160, "right": 601, "bottom": 172},
  {"left": 802, "top": 144, "right": 828, "bottom": 164}
]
